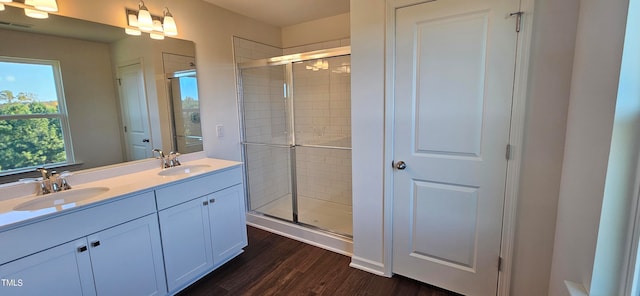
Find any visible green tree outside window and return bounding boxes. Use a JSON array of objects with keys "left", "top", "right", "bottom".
[{"left": 0, "top": 58, "right": 71, "bottom": 174}]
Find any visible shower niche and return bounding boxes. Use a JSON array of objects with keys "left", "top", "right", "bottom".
[{"left": 238, "top": 47, "right": 352, "bottom": 237}]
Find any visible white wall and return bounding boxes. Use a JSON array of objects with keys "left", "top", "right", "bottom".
[
  {"left": 509, "top": 1, "right": 579, "bottom": 295},
  {"left": 592, "top": 0, "right": 640, "bottom": 287},
  {"left": 547, "top": 0, "right": 630, "bottom": 294},
  {"left": 282, "top": 13, "right": 350, "bottom": 48},
  {"left": 350, "top": 0, "right": 387, "bottom": 274}
]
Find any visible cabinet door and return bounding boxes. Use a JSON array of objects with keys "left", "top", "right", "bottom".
[
  {"left": 88, "top": 214, "right": 166, "bottom": 296},
  {"left": 0, "top": 238, "right": 95, "bottom": 296},
  {"left": 209, "top": 184, "right": 248, "bottom": 265},
  {"left": 159, "top": 196, "right": 213, "bottom": 292}
]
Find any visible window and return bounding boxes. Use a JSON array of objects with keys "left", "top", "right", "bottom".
[{"left": 0, "top": 57, "right": 73, "bottom": 175}]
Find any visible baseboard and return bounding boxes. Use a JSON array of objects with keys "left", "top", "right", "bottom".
[
  {"left": 349, "top": 255, "right": 388, "bottom": 276},
  {"left": 246, "top": 213, "right": 353, "bottom": 256}
]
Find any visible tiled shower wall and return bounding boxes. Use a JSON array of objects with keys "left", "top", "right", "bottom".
[
  {"left": 293, "top": 56, "right": 352, "bottom": 206},
  {"left": 234, "top": 37, "right": 352, "bottom": 211}
]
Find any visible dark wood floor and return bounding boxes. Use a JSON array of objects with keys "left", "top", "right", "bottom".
[{"left": 178, "top": 226, "right": 459, "bottom": 296}]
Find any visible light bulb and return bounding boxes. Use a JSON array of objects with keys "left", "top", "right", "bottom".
[
  {"left": 0, "top": 4, "right": 4, "bottom": 11},
  {"left": 162, "top": 8, "right": 178, "bottom": 36},
  {"left": 152, "top": 19, "right": 163, "bottom": 32},
  {"left": 137, "top": 1, "right": 153, "bottom": 31},
  {"left": 25, "top": 8, "right": 48, "bottom": 19},
  {"left": 128, "top": 13, "right": 139, "bottom": 27},
  {"left": 150, "top": 32, "right": 165, "bottom": 40},
  {"left": 125, "top": 28, "right": 141, "bottom": 36},
  {"left": 33, "top": 0, "right": 58, "bottom": 12}
]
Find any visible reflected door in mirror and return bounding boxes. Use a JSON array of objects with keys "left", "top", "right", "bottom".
[{"left": 118, "top": 63, "right": 152, "bottom": 161}]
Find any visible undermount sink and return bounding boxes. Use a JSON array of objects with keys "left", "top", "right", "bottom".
[
  {"left": 158, "top": 164, "right": 211, "bottom": 177},
  {"left": 14, "top": 187, "right": 110, "bottom": 211}
]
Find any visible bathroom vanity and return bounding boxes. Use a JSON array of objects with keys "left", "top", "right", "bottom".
[{"left": 0, "top": 156, "right": 246, "bottom": 296}]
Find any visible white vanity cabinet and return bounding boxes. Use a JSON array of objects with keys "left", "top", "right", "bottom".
[
  {"left": 209, "top": 184, "right": 247, "bottom": 264},
  {"left": 0, "top": 160, "right": 246, "bottom": 296},
  {"left": 86, "top": 214, "right": 166, "bottom": 296},
  {"left": 158, "top": 196, "right": 214, "bottom": 292},
  {"left": 0, "top": 191, "right": 166, "bottom": 296},
  {"left": 156, "top": 167, "right": 247, "bottom": 293},
  {"left": 0, "top": 238, "right": 94, "bottom": 296}
]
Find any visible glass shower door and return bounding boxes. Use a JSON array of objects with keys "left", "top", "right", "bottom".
[
  {"left": 239, "top": 48, "right": 352, "bottom": 237},
  {"left": 240, "top": 64, "right": 295, "bottom": 222},
  {"left": 292, "top": 55, "right": 352, "bottom": 236}
]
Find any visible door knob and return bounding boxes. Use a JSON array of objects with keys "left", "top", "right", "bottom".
[
  {"left": 394, "top": 161, "right": 407, "bottom": 170},
  {"left": 142, "top": 139, "right": 150, "bottom": 143}
]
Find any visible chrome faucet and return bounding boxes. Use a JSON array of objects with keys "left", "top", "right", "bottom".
[
  {"left": 168, "top": 151, "right": 181, "bottom": 167},
  {"left": 36, "top": 168, "right": 72, "bottom": 195},
  {"left": 152, "top": 148, "right": 169, "bottom": 169},
  {"left": 153, "top": 148, "right": 181, "bottom": 169}
]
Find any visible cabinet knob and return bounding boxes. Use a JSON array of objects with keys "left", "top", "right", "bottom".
[
  {"left": 91, "top": 241, "right": 101, "bottom": 248},
  {"left": 77, "top": 246, "right": 87, "bottom": 253},
  {"left": 203, "top": 201, "right": 209, "bottom": 206},
  {"left": 209, "top": 198, "right": 215, "bottom": 203}
]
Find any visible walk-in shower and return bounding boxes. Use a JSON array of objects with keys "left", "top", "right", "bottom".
[{"left": 238, "top": 47, "right": 352, "bottom": 238}]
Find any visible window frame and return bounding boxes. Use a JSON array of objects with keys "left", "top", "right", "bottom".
[{"left": 0, "top": 56, "right": 75, "bottom": 175}]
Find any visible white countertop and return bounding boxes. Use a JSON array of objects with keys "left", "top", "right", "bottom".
[{"left": 0, "top": 155, "right": 242, "bottom": 231}]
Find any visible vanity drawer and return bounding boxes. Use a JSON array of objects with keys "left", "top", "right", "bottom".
[
  {"left": 0, "top": 191, "right": 156, "bottom": 264},
  {"left": 155, "top": 166, "right": 242, "bottom": 210}
]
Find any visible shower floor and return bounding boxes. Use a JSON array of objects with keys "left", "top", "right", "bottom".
[{"left": 254, "top": 194, "right": 353, "bottom": 237}]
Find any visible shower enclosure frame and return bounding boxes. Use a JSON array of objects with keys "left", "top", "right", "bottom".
[{"left": 237, "top": 46, "right": 352, "bottom": 238}]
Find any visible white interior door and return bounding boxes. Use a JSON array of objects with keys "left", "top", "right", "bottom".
[
  {"left": 117, "top": 63, "right": 152, "bottom": 161},
  {"left": 391, "top": 0, "right": 519, "bottom": 295}
]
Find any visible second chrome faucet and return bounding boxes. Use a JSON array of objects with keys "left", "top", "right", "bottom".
[
  {"left": 152, "top": 148, "right": 181, "bottom": 169},
  {"left": 36, "top": 168, "right": 72, "bottom": 195}
]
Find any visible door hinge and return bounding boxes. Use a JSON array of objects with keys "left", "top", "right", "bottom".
[
  {"left": 505, "top": 144, "right": 512, "bottom": 160},
  {"left": 509, "top": 11, "right": 524, "bottom": 33},
  {"left": 498, "top": 256, "right": 503, "bottom": 271}
]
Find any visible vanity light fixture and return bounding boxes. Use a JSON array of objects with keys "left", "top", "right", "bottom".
[
  {"left": 0, "top": 0, "right": 58, "bottom": 19},
  {"left": 125, "top": 3, "right": 178, "bottom": 40}
]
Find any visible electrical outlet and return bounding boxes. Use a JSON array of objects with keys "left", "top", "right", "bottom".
[{"left": 216, "top": 124, "right": 224, "bottom": 138}]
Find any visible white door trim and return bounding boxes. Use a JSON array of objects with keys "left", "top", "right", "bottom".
[{"left": 382, "top": 0, "right": 535, "bottom": 294}]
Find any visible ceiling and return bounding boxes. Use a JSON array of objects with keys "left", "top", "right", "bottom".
[{"left": 202, "top": 0, "right": 350, "bottom": 27}]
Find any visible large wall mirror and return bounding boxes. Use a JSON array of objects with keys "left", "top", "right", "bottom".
[{"left": 0, "top": 6, "right": 203, "bottom": 180}]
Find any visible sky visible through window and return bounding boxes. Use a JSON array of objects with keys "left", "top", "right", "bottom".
[
  {"left": 179, "top": 76, "right": 198, "bottom": 101},
  {"left": 0, "top": 61, "right": 58, "bottom": 102}
]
